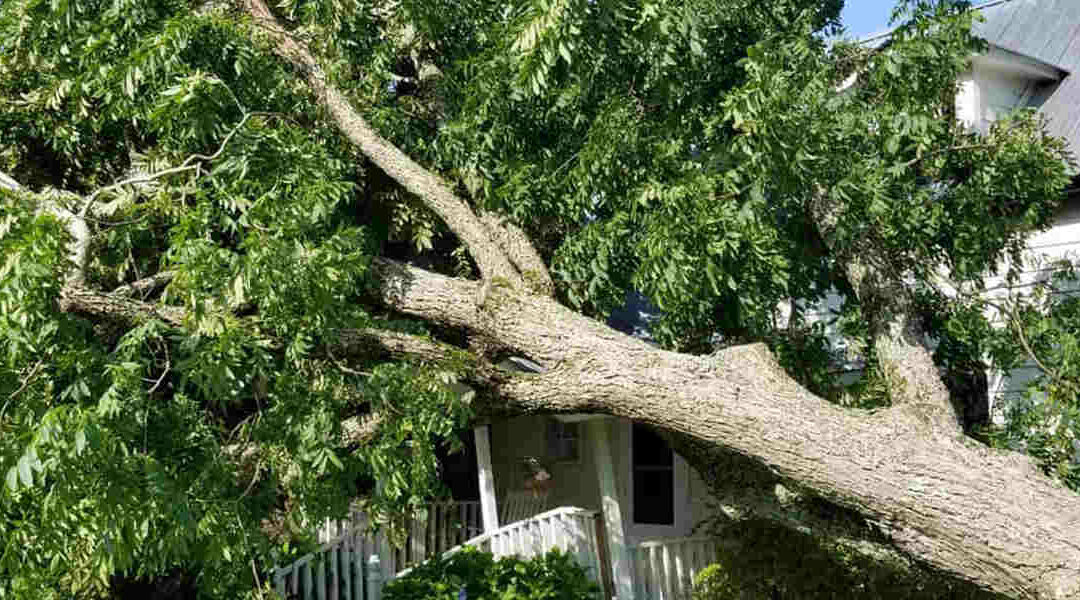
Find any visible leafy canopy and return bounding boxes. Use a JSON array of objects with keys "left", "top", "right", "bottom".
[{"left": 0, "top": 0, "right": 1075, "bottom": 597}]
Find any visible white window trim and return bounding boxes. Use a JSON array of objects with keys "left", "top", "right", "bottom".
[{"left": 626, "top": 421, "right": 687, "bottom": 541}]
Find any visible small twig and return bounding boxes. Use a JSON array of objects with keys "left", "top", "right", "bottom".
[
  {"left": 901, "top": 143, "right": 994, "bottom": 169},
  {"left": 550, "top": 151, "right": 580, "bottom": 178},
  {"left": 147, "top": 357, "right": 171, "bottom": 397},
  {"left": 1005, "top": 302, "right": 1061, "bottom": 384},
  {"left": 2, "top": 359, "right": 45, "bottom": 422},
  {"left": 240, "top": 457, "right": 264, "bottom": 499},
  {"left": 930, "top": 273, "right": 1064, "bottom": 385},
  {"left": 79, "top": 111, "right": 278, "bottom": 217},
  {"left": 326, "top": 344, "right": 372, "bottom": 377}
]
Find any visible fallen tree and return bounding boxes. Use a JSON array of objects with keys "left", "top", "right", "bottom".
[{"left": 1, "top": 0, "right": 1079, "bottom": 598}]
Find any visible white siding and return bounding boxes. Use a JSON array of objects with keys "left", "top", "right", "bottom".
[
  {"left": 985, "top": 201, "right": 1080, "bottom": 421},
  {"left": 972, "top": 64, "right": 1038, "bottom": 130},
  {"left": 798, "top": 59, "right": 1076, "bottom": 423}
]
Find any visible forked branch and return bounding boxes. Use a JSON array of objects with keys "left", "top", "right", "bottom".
[{"left": 244, "top": 0, "right": 528, "bottom": 287}]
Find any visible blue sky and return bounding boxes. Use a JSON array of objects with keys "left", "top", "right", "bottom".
[{"left": 840, "top": 0, "right": 902, "bottom": 39}]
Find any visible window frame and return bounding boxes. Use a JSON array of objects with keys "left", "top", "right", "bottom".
[
  {"left": 546, "top": 418, "right": 581, "bottom": 464},
  {"left": 627, "top": 422, "right": 686, "bottom": 539}
]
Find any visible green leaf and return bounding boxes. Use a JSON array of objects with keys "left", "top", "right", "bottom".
[{"left": 17, "top": 455, "right": 33, "bottom": 487}]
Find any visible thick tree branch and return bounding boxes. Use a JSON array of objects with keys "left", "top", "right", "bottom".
[
  {"left": 243, "top": 0, "right": 522, "bottom": 288},
  {"left": 809, "top": 189, "right": 963, "bottom": 435},
  {"left": 59, "top": 284, "right": 187, "bottom": 327},
  {"left": 112, "top": 271, "right": 177, "bottom": 298},
  {"left": 42, "top": 252, "right": 1080, "bottom": 596},
  {"left": 478, "top": 211, "right": 553, "bottom": 296},
  {"left": 368, "top": 257, "right": 1080, "bottom": 598}
]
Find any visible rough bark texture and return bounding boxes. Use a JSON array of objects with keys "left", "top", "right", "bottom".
[
  {"left": 53, "top": 258, "right": 1080, "bottom": 598},
  {"left": 478, "top": 211, "right": 554, "bottom": 296},
  {"left": 19, "top": 10, "right": 1080, "bottom": 596},
  {"left": 112, "top": 271, "right": 176, "bottom": 298},
  {"left": 370, "top": 258, "right": 1080, "bottom": 599},
  {"left": 809, "top": 191, "right": 963, "bottom": 435}
]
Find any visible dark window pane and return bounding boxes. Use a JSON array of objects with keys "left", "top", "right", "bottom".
[
  {"left": 632, "top": 423, "right": 675, "bottom": 525},
  {"left": 547, "top": 420, "right": 579, "bottom": 461},
  {"left": 633, "top": 469, "right": 674, "bottom": 524},
  {"left": 633, "top": 424, "right": 673, "bottom": 467}
]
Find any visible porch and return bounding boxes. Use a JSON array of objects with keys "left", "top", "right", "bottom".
[
  {"left": 273, "top": 414, "right": 721, "bottom": 599},
  {"left": 273, "top": 503, "right": 722, "bottom": 600}
]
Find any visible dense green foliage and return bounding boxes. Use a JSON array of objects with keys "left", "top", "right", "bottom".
[
  {"left": 382, "top": 546, "right": 600, "bottom": 600},
  {"left": 0, "top": 0, "right": 1077, "bottom": 597},
  {"left": 689, "top": 523, "right": 994, "bottom": 600}
]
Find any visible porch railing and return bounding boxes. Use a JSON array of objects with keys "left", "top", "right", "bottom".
[
  {"left": 412, "top": 507, "right": 603, "bottom": 576},
  {"left": 274, "top": 500, "right": 482, "bottom": 600},
  {"left": 631, "top": 535, "right": 725, "bottom": 600},
  {"left": 274, "top": 506, "right": 604, "bottom": 600},
  {"left": 316, "top": 501, "right": 483, "bottom": 569}
]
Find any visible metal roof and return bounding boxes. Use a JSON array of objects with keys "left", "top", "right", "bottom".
[
  {"left": 862, "top": 0, "right": 1080, "bottom": 156},
  {"left": 974, "top": 0, "right": 1080, "bottom": 155}
]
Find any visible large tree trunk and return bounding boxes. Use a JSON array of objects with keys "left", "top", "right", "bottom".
[
  {"left": 17, "top": 2, "right": 1080, "bottom": 595},
  {"left": 369, "top": 259, "right": 1080, "bottom": 600},
  {"left": 58, "top": 259, "right": 1080, "bottom": 598}
]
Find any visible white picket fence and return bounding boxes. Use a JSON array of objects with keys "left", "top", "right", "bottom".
[
  {"left": 273, "top": 505, "right": 605, "bottom": 600},
  {"left": 274, "top": 501, "right": 482, "bottom": 600},
  {"left": 631, "top": 536, "right": 725, "bottom": 600}
]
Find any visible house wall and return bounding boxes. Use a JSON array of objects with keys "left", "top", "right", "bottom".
[
  {"left": 489, "top": 416, "right": 714, "bottom": 544},
  {"left": 798, "top": 56, "right": 1079, "bottom": 423},
  {"left": 951, "top": 59, "right": 1078, "bottom": 421},
  {"left": 488, "top": 415, "right": 603, "bottom": 512},
  {"left": 957, "top": 64, "right": 1041, "bottom": 131},
  {"left": 985, "top": 200, "right": 1080, "bottom": 419}
]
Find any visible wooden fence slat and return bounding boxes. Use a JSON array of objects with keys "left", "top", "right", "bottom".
[
  {"left": 331, "top": 545, "right": 341, "bottom": 600},
  {"left": 344, "top": 537, "right": 352, "bottom": 600},
  {"left": 673, "top": 541, "right": 682, "bottom": 595},
  {"left": 316, "top": 555, "right": 326, "bottom": 600},
  {"left": 427, "top": 506, "right": 436, "bottom": 560},
  {"left": 355, "top": 529, "right": 367, "bottom": 600},
  {"left": 303, "top": 563, "right": 314, "bottom": 600},
  {"left": 366, "top": 554, "right": 382, "bottom": 600}
]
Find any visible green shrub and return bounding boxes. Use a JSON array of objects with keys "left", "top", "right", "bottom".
[
  {"left": 688, "top": 522, "right": 1000, "bottom": 600},
  {"left": 382, "top": 546, "right": 601, "bottom": 600}
]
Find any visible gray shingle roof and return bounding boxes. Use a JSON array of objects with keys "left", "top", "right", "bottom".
[{"left": 974, "top": 0, "right": 1080, "bottom": 155}]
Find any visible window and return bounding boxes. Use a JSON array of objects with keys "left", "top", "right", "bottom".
[
  {"left": 632, "top": 423, "right": 674, "bottom": 525},
  {"left": 547, "top": 420, "right": 579, "bottom": 462}
]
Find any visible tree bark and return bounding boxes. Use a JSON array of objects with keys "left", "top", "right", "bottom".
[
  {"left": 809, "top": 189, "right": 963, "bottom": 435},
  {"left": 478, "top": 211, "right": 554, "bottom": 296},
  {"left": 369, "top": 258, "right": 1080, "bottom": 600},
  {"left": 24, "top": 8, "right": 1080, "bottom": 595},
  {"left": 53, "top": 258, "right": 1080, "bottom": 598}
]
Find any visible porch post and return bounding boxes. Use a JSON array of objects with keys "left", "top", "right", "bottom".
[
  {"left": 474, "top": 425, "right": 500, "bottom": 535},
  {"left": 588, "top": 418, "right": 634, "bottom": 600}
]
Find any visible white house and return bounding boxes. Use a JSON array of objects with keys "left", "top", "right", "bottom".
[
  {"left": 960, "top": 0, "right": 1080, "bottom": 417},
  {"left": 474, "top": 0, "right": 1080, "bottom": 594},
  {"left": 275, "top": 2, "right": 1080, "bottom": 599},
  {"left": 814, "top": 0, "right": 1080, "bottom": 425}
]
